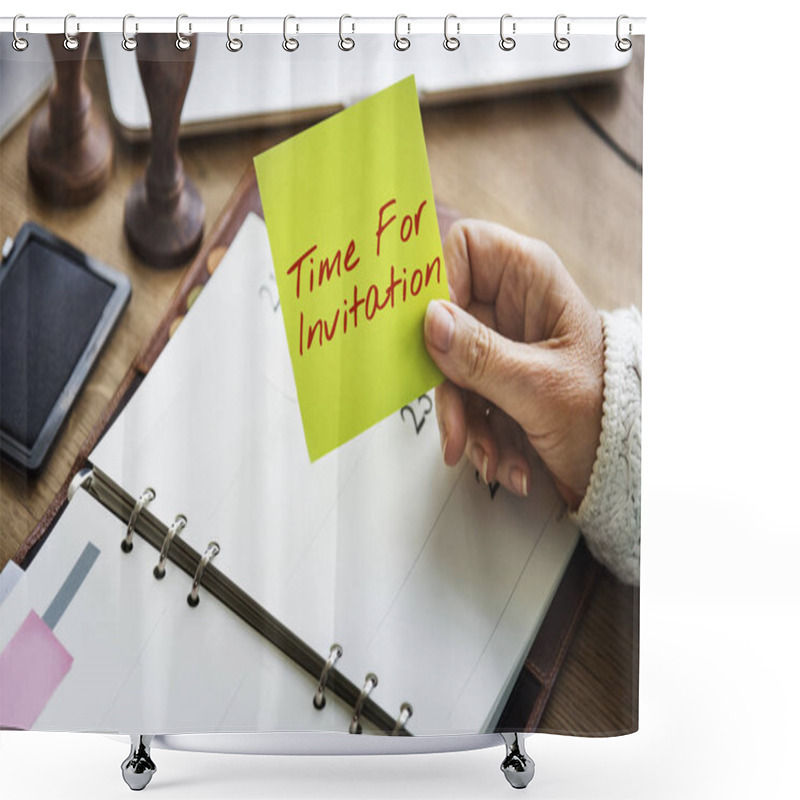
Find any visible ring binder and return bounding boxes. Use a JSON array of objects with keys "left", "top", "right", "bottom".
[
  {"left": 226, "top": 15, "right": 242, "bottom": 52},
  {"left": 394, "top": 15, "right": 410, "bottom": 51},
  {"left": 12, "top": 14, "right": 28, "bottom": 51},
  {"left": 499, "top": 14, "right": 516, "bottom": 51},
  {"left": 121, "top": 487, "right": 156, "bottom": 553},
  {"left": 313, "top": 643, "right": 343, "bottom": 710},
  {"left": 615, "top": 14, "right": 632, "bottom": 52},
  {"left": 153, "top": 514, "right": 187, "bottom": 579},
  {"left": 392, "top": 702, "right": 413, "bottom": 734},
  {"left": 283, "top": 15, "right": 299, "bottom": 52},
  {"left": 338, "top": 14, "right": 355, "bottom": 51},
  {"left": 187, "top": 541, "right": 220, "bottom": 607},
  {"left": 554, "top": 14, "right": 571, "bottom": 52},
  {"left": 121, "top": 14, "right": 137, "bottom": 51},
  {"left": 349, "top": 673, "right": 378, "bottom": 734},
  {"left": 63, "top": 13, "right": 79, "bottom": 51},
  {"left": 65, "top": 468, "right": 409, "bottom": 736},
  {"left": 175, "top": 13, "right": 190, "bottom": 51},
  {"left": 443, "top": 14, "right": 460, "bottom": 51}
]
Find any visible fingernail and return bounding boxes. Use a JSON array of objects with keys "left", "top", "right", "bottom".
[
  {"left": 511, "top": 467, "right": 528, "bottom": 498},
  {"left": 441, "top": 433, "right": 448, "bottom": 461},
  {"left": 471, "top": 444, "right": 488, "bottom": 484},
  {"left": 425, "top": 301, "right": 455, "bottom": 353}
]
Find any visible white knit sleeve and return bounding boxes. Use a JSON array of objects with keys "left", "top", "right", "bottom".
[{"left": 570, "top": 307, "right": 641, "bottom": 585}]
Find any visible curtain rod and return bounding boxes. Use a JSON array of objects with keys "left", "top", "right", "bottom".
[{"left": 1, "top": 16, "right": 646, "bottom": 37}]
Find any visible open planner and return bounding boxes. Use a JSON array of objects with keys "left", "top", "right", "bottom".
[{"left": 0, "top": 213, "right": 580, "bottom": 737}]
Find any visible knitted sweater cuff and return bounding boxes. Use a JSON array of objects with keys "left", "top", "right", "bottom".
[{"left": 570, "top": 307, "right": 641, "bottom": 585}]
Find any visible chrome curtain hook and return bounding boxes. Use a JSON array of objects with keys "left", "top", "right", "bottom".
[
  {"left": 338, "top": 14, "right": 355, "bottom": 51},
  {"left": 615, "top": 14, "right": 632, "bottom": 52},
  {"left": 394, "top": 14, "right": 410, "bottom": 51},
  {"left": 187, "top": 542, "right": 220, "bottom": 607},
  {"left": 443, "top": 14, "right": 460, "bottom": 51},
  {"left": 499, "top": 13, "right": 516, "bottom": 51},
  {"left": 12, "top": 14, "right": 29, "bottom": 51},
  {"left": 122, "top": 14, "right": 138, "bottom": 51},
  {"left": 63, "top": 13, "right": 79, "bottom": 51},
  {"left": 283, "top": 15, "right": 299, "bottom": 52},
  {"left": 176, "top": 13, "right": 191, "bottom": 50},
  {"left": 153, "top": 514, "right": 187, "bottom": 579},
  {"left": 121, "top": 488, "right": 156, "bottom": 553},
  {"left": 554, "top": 14, "right": 571, "bottom": 51},
  {"left": 227, "top": 14, "right": 243, "bottom": 51},
  {"left": 313, "top": 643, "right": 343, "bottom": 710}
]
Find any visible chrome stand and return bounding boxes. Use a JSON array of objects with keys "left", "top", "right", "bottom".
[
  {"left": 121, "top": 735, "right": 156, "bottom": 791},
  {"left": 500, "top": 733, "right": 535, "bottom": 789}
]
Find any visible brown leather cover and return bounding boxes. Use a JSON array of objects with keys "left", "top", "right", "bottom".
[{"left": 15, "top": 164, "right": 597, "bottom": 730}]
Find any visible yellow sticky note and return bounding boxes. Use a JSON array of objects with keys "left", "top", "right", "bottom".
[{"left": 254, "top": 76, "right": 448, "bottom": 461}]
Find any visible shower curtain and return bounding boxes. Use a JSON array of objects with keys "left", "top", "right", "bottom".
[{"left": 0, "top": 13, "right": 642, "bottom": 790}]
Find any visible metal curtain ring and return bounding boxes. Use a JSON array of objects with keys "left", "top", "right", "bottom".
[
  {"left": 122, "top": 14, "right": 137, "bottom": 51},
  {"left": 63, "top": 13, "right": 79, "bottom": 51},
  {"left": 12, "top": 15, "right": 29, "bottom": 51},
  {"left": 283, "top": 15, "right": 299, "bottom": 52},
  {"left": 499, "top": 14, "right": 516, "bottom": 51},
  {"left": 313, "top": 644, "right": 343, "bottom": 709},
  {"left": 227, "top": 15, "right": 243, "bottom": 52},
  {"left": 338, "top": 14, "right": 355, "bottom": 51},
  {"left": 187, "top": 542, "right": 220, "bottom": 607},
  {"left": 554, "top": 14, "right": 570, "bottom": 51},
  {"left": 615, "top": 14, "right": 632, "bottom": 52},
  {"left": 392, "top": 702, "right": 413, "bottom": 734},
  {"left": 394, "top": 14, "right": 410, "bottom": 51},
  {"left": 121, "top": 488, "right": 156, "bottom": 553},
  {"left": 443, "top": 14, "right": 460, "bottom": 51},
  {"left": 349, "top": 673, "right": 378, "bottom": 734},
  {"left": 153, "top": 514, "right": 187, "bottom": 579},
  {"left": 176, "top": 13, "right": 191, "bottom": 50}
]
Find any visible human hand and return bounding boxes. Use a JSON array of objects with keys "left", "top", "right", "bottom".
[{"left": 424, "top": 220, "right": 605, "bottom": 509}]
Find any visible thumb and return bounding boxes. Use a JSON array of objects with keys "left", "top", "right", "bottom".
[{"left": 424, "top": 299, "right": 547, "bottom": 425}]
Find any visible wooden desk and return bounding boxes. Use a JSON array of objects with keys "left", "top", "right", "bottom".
[{"left": 0, "top": 41, "right": 642, "bottom": 736}]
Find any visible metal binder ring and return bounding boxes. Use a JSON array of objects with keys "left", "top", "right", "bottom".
[
  {"left": 67, "top": 468, "right": 93, "bottom": 502},
  {"left": 187, "top": 541, "right": 220, "bottom": 607},
  {"left": 121, "top": 487, "right": 156, "bottom": 553},
  {"left": 553, "top": 14, "right": 570, "bottom": 51},
  {"left": 12, "top": 15, "right": 29, "bottom": 52},
  {"left": 499, "top": 14, "right": 516, "bottom": 51},
  {"left": 283, "top": 15, "right": 299, "bottom": 52},
  {"left": 338, "top": 15, "right": 355, "bottom": 51},
  {"left": 443, "top": 14, "right": 460, "bottom": 51},
  {"left": 176, "top": 14, "right": 191, "bottom": 50},
  {"left": 121, "top": 14, "right": 138, "bottom": 51},
  {"left": 392, "top": 702, "right": 413, "bottom": 734},
  {"left": 394, "top": 15, "right": 410, "bottom": 51},
  {"left": 349, "top": 673, "right": 378, "bottom": 734},
  {"left": 313, "top": 643, "right": 343, "bottom": 710},
  {"left": 615, "top": 15, "right": 632, "bottom": 52},
  {"left": 153, "top": 514, "right": 187, "bottom": 579},
  {"left": 63, "top": 14, "right": 79, "bottom": 51},
  {"left": 226, "top": 15, "right": 243, "bottom": 52}
]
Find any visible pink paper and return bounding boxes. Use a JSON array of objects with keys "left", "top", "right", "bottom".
[{"left": 0, "top": 610, "right": 73, "bottom": 729}]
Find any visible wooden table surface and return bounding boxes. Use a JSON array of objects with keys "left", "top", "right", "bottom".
[{"left": 0, "top": 40, "right": 642, "bottom": 736}]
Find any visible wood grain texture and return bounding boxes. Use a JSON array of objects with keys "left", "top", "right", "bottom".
[{"left": 1, "top": 40, "right": 642, "bottom": 735}]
